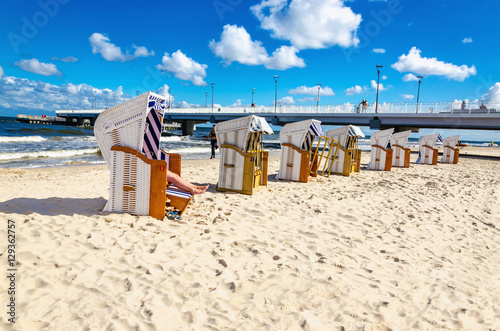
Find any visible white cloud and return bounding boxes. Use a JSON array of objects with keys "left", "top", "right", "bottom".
[
  {"left": 391, "top": 47, "right": 476, "bottom": 81},
  {"left": 251, "top": 0, "right": 361, "bottom": 50},
  {"left": 0, "top": 74, "right": 129, "bottom": 112},
  {"left": 289, "top": 85, "right": 334, "bottom": 96},
  {"left": 231, "top": 99, "right": 243, "bottom": 107},
  {"left": 371, "top": 80, "right": 388, "bottom": 91},
  {"left": 401, "top": 94, "right": 414, "bottom": 100},
  {"left": 481, "top": 82, "right": 500, "bottom": 101},
  {"left": 402, "top": 73, "right": 419, "bottom": 82},
  {"left": 15, "top": 58, "right": 62, "bottom": 77},
  {"left": 278, "top": 96, "right": 295, "bottom": 105},
  {"left": 157, "top": 84, "right": 174, "bottom": 104},
  {"left": 372, "top": 48, "right": 386, "bottom": 54},
  {"left": 462, "top": 37, "right": 473, "bottom": 44},
  {"left": 345, "top": 85, "right": 365, "bottom": 95},
  {"left": 157, "top": 50, "right": 208, "bottom": 86},
  {"left": 89, "top": 33, "right": 154, "bottom": 62},
  {"left": 61, "top": 56, "right": 79, "bottom": 63},
  {"left": 382, "top": 75, "right": 387, "bottom": 80},
  {"left": 209, "top": 24, "right": 305, "bottom": 70},
  {"left": 0, "top": 65, "right": 4, "bottom": 77},
  {"left": 265, "top": 45, "right": 305, "bottom": 70},
  {"left": 297, "top": 97, "right": 316, "bottom": 103}
]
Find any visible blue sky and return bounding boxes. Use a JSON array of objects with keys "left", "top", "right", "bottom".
[{"left": 1, "top": 0, "right": 499, "bottom": 116}]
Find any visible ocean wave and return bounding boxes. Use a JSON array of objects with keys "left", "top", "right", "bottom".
[
  {"left": 0, "top": 148, "right": 100, "bottom": 161},
  {"left": 0, "top": 136, "right": 48, "bottom": 143}
]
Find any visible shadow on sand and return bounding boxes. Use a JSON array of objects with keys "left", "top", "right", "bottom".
[{"left": 0, "top": 197, "right": 107, "bottom": 217}]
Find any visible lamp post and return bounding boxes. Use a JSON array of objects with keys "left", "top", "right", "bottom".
[
  {"left": 94, "top": 95, "right": 97, "bottom": 110},
  {"left": 274, "top": 75, "right": 279, "bottom": 113},
  {"left": 375, "top": 65, "right": 383, "bottom": 113},
  {"left": 113, "top": 94, "right": 116, "bottom": 107},
  {"left": 205, "top": 92, "right": 208, "bottom": 108},
  {"left": 79, "top": 97, "right": 82, "bottom": 110},
  {"left": 316, "top": 83, "right": 322, "bottom": 109},
  {"left": 416, "top": 75, "right": 423, "bottom": 113},
  {"left": 168, "top": 88, "right": 172, "bottom": 109},
  {"left": 251, "top": 88, "right": 255, "bottom": 106},
  {"left": 211, "top": 83, "right": 215, "bottom": 112}
]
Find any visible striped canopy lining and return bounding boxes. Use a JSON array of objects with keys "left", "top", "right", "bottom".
[
  {"left": 301, "top": 122, "right": 325, "bottom": 151},
  {"left": 142, "top": 95, "right": 168, "bottom": 161}
]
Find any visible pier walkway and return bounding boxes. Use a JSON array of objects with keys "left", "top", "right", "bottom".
[
  {"left": 19, "top": 101, "right": 500, "bottom": 134},
  {"left": 164, "top": 101, "right": 500, "bottom": 135}
]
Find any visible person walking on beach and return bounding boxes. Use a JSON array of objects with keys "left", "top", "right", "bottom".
[{"left": 205, "top": 125, "right": 217, "bottom": 159}]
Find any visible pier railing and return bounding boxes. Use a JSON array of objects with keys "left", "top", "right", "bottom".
[{"left": 169, "top": 101, "right": 499, "bottom": 115}]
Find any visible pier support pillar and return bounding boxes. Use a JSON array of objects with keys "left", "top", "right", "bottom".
[{"left": 182, "top": 120, "right": 195, "bottom": 136}]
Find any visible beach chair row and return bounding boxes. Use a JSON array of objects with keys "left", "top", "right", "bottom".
[{"left": 93, "top": 92, "right": 460, "bottom": 221}]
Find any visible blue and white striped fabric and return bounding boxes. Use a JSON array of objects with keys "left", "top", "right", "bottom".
[
  {"left": 143, "top": 108, "right": 164, "bottom": 160},
  {"left": 302, "top": 122, "right": 325, "bottom": 150},
  {"left": 347, "top": 125, "right": 365, "bottom": 138},
  {"left": 308, "top": 121, "right": 325, "bottom": 137},
  {"left": 249, "top": 116, "right": 274, "bottom": 134},
  {"left": 167, "top": 185, "right": 193, "bottom": 199},
  {"left": 437, "top": 134, "right": 443, "bottom": 142}
]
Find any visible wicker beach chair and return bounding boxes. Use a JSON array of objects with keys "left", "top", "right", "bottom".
[
  {"left": 441, "top": 135, "right": 460, "bottom": 164},
  {"left": 277, "top": 119, "right": 325, "bottom": 182},
  {"left": 416, "top": 133, "right": 440, "bottom": 165},
  {"left": 325, "top": 125, "right": 365, "bottom": 176},
  {"left": 94, "top": 92, "right": 192, "bottom": 220},
  {"left": 390, "top": 130, "right": 412, "bottom": 168},
  {"left": 215, "top": 115, "right": 273, "bottom": 195},
  {"left": 368, "top": 128, "right": 394, "bottom": 171}
]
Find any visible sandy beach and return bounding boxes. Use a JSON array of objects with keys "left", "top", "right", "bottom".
[{"left": 1, "top": 147, "right": 499, "bottom": 330}]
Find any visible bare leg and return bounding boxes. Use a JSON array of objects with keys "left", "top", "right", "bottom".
[{"left": 167, "top": 171, "right": 208, "bottom": 195}]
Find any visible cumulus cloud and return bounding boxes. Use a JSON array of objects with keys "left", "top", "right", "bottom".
[
  {"left": 401, "top": 94, "right": 414, "bottom": 100},
  {"left": 157, "top": 50, "right": 208, "bottom": 86},
  {"left": 251, "top": 0, "right": 361, "bottom": 49},
  {"left": 345, "top": 85, "right": 365, "bottom": 95},
  {"left": 157, "top": 84, "right": 174, "bottom": 104},
  {"left": 462, "top": 37, "right": 473, "bottom": 44},
  {"left": 371, "top": 80, "right": 388, "bottom": 91},
  {"left": 278, "top": 96, "right": 295, "bottom": 105},
  {"left": 391, "top": 47, "right": 476, "bottom": 81},
  {"left": 481, "top": 82, "right": 500, "bottom": 101},
  {"left": 15, "top": 58, "right": 62, "bottom": 77},
  {"left": 0, "top": 74, "right": 129, "bottom": 112},
  {"left": 372, "top": 48, "right": 386, "bottom": 54},
  {"left": 0, "top": 65, "right": 4, "bottom": 77},
  {"left": 209, "top": 25, "right": 305, "bottom": 70},
  {"left": 89, "top": 33, "right": 154, "bottom": 62},
  {"left": 289, "top": 85, "right": 334, "bottom": 96},
  {"left": 231, "top": 99, "right": 243, "bottom": 107},
  {"left": 382, "top": 75, "right": 387, "bottom": 80},
  {"left": 402, "top": 73, "right": 419, "bottom": 82},
  {"left": 297, "top": 97, "right": 316, "bottom": 103}
]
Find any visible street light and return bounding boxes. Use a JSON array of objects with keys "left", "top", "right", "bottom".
[
  {"left": 316, "top": 83, "right": 322, "bottom": 109},
  {"left": 274, "top": 75, "right": 279, "bottom": 113},
  {"left": 211, "top": 83, "right": 215, "bottom": 112},
  {"left": 168, "top": 88, "right": 172, "bottom": 109},
  {"left": 416, "top": 75, "right": 423, "bottom": 113},
  {"left": 251, "top": 88, "right": 255, "bottom": 106},
  {"left": 205, "top": 92, "right": 208, "bottom": 108},
  {"left": 375, "top": 65, "right": 383, "bottom": 113}
]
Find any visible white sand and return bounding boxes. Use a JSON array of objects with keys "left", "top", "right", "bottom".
[{"left": 1, "top": 148, "right": 499, "bottom": 330}]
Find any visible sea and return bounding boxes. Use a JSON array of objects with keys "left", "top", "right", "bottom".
[{"left": 0, "top": 116, "right": 498, "bottom": 169}]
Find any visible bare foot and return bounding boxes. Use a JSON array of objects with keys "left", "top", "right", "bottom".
[{"left": 191, "top": 184, "right": 209, "bottom": 195}]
